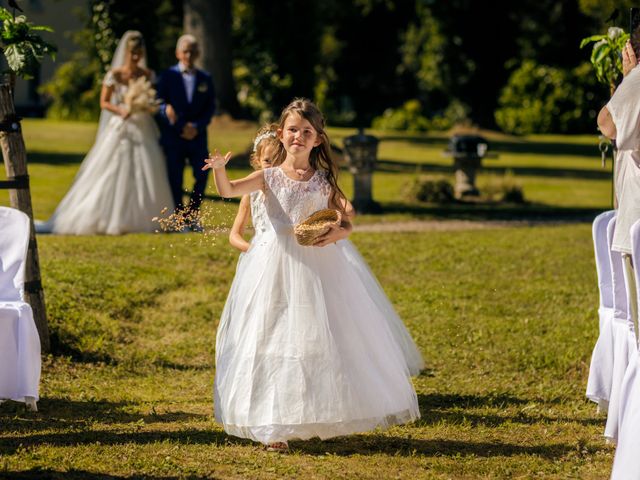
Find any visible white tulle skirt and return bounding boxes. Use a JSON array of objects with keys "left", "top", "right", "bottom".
[
  {"left": 214, "top": 232, "right": 421, "bottom": 444},
  {"left": 337, "top": 240, "right": 424, "bottom": 376},
  {"left": 37, "top": 114, "right": 174, "bottom": 235}
]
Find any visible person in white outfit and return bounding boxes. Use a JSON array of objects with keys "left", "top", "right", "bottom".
[{"left": 598, "top": 41, "right": 640, "bottom": 479}]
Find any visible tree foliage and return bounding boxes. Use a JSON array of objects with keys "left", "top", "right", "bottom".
[
  {"left": 41, "top": 0, "right": 181, "bottom": 121},
  {"left": 39, "top": 0, "right": 621, "bottom": 133},
  {"left": 578, "top": 0, "right": 635, "bottom": 20},
  {"left": 0, "top": 8, "right": 56, "bottom": 80},
  {"left": 495, "top": 61, "right": 604, "bottom": 134}
]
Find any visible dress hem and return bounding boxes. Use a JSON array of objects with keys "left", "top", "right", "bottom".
[{"left": 218, "top": 408, "right": 420, "bottom": 444}]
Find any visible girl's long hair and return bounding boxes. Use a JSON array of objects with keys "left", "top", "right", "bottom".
[{"left": 274, "top": 98, "right": 347, "bottom": 213}]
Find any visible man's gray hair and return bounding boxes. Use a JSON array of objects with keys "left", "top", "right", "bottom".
[{"left": 176, "top": 34, "right": 198, "bottom": 51}]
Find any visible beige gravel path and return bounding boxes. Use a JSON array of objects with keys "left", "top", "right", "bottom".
[{"left": 353, "top": 219, "right": 588, "bottom": 232}]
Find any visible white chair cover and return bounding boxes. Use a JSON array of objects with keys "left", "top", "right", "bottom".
[
  {"left": 0, "top": 207, "right": 41, "bottom": 409},
  {"left": 0, "top": 206, "right": 30, "bottom": 301},
  {"left": 611, "top": 219, "right": 640, "bottom": 479},
  {"left": 604, "top": 216, "right": 636, "bottom": 442},
  {"left": 587, "top": 210, "right": 616, "bottom": 411}
]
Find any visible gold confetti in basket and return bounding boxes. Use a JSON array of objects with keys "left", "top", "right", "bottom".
[{"left": 294, "top": 209, "right": 342, "bottom": 246}]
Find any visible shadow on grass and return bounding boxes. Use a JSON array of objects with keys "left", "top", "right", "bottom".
[
  {"left": 418, "top": 392, "right": 529, "bottom": 408},
  {"left": 27, "top": 152, "right": 85, "bottom": 165},
  {"left": 49, "top": 331, "right": 117, "bottom": 365},
  {"left": 291, "top": 434, "right": 588, "bottom": 458},
  {"left": 150, "top": 360, "right": 212, "bottom": 371},
  {"left": 414, "top": 393, "right": 602, "bottom": 428},
  {"left": 376, "top": 134, "right": 599, "bottom": 158},
  {"left": 376, "top": 159, "right": 610, "bottom": 180},
  {"left": 0, "top": 428, "right": 245, "bottom": 455},
  {"left": 0, "top": 426, "right": 586, "bottom": 460},
  {"left": 0, "top": 470, "right": 210, "bottom": 480},
  {"left": 491, "top": 139, "right": 598, "bottom": 158},
  {"left": 0, "top": 398, "right": 209, "bottom": 433},
  {"left": 0, "top": 394, "right": 601, "bottom": 459},
  {"left": 49, "top": 335, "right": 214, "bottom": 370}
]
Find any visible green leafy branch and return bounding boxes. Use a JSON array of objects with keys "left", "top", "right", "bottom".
[
  {"left": 580, "top": 27, "right": 629, "bottom": 93},
  {"left": 0, "top": 7, "right": 56, "bottom": 79}
]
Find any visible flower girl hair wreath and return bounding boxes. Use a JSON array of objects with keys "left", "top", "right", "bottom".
[
  {"left": 250, "top": 123, "right": 280, "bottom": 170},
  {"left": 272, "top": 98, "right": 348, "bottom": 213}
]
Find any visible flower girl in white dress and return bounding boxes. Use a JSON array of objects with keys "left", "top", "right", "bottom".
[
  {"left": 230, "top": 124, "right": 425, "bottom": 377},
  {"left": 37, "top": 31, "right": 174, "bottom": 235},
  {"left": 205, "top": 98, "right": 421, "bottom": 452},
  {"left": 228, "top": 124, "right": 279, "bottom": 253}
]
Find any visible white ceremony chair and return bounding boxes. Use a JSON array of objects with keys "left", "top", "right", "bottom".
[
  {"left": 604, "top": 216, "right": 636, "bottom": 442},
  {"left": 0, "top": 206, "right": 41, "bottom": 411},
  {"left": 587, "top": 210, "right": 616, "bottom": 412},
  {"left": 610, "top": 219, "right": 640, "bottom": 479}
]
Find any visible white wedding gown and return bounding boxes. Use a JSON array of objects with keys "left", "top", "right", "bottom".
[
  {"left": 37, "top": 70, "right": 174, "bottom": 235},
  {"left": 215, "top": 167, "right": 421, "bottom": 444}
]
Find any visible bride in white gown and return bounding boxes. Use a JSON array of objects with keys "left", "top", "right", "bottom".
[{"left": 37, "top": 31, "right": 174, "bottom": 235}]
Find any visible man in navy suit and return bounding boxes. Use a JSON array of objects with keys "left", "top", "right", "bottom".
[{"left": 156, "top": 34, "right": 216, "bottom": 220}]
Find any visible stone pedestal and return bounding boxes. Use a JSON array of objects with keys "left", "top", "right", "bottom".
[
  {"left": 453, "top": 156, "right": 481, "bottom": 198},
  {"left": 344, "top": 129, "right": 381, "bottom": 213}
]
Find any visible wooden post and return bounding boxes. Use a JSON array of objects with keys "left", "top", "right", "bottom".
[{"left": 0, "top": 74, "right": 50, "bottom": 353}]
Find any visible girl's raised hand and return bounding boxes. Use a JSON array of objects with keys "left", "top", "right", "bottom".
[{"left": 203, "top": 149, "right": 232, "bottom": 171}]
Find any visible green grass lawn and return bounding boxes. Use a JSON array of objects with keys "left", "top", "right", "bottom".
[
  {"left": 0, "top": 119, "right": 617, "bottom": 478},
  {"left": 0, "top": 226, "right": 613, "bottom": 478}
]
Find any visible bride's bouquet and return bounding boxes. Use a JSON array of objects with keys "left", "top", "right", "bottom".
[{"left": 124, "top": 76, "right": 160, "bottom": 114}]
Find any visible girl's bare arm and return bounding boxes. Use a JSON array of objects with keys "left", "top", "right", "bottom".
[{"left": 229, "top": 195, "right": 252, "bottom": 252}]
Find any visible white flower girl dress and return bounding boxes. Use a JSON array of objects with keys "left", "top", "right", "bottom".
[{"left": 214, "top": 167, "right": 421, "bottom": 444}]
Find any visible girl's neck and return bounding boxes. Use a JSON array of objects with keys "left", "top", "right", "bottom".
[
  {"left": 281, "top": 154, "right": 314, "bottom": 179},
  {"left": 283, "top": 154, "right": 311, "bottom": 170}
]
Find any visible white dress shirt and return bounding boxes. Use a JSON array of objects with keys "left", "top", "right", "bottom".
[{"left": 178, "top": 62, "right": 196, "bottom": 103}]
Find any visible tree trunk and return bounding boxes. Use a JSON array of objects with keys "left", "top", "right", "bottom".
[
  {"left": 184, "top": 0, "right": 241, "bottom": 117},
  {"left": 0, "top": 74, "right": 50, "bottom": 353}
]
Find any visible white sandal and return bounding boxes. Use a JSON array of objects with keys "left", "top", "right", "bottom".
[{"left": 265, "top": 441, "right": 289, "bottom": 453}]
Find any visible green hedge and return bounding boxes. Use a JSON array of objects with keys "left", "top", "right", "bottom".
[{"left": 495, "top": 61, "right": 605, "bottom": 135}]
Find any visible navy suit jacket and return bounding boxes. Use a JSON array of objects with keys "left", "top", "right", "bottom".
[{"left": 156, "top": 64, "right": 216, "bottom": 149}]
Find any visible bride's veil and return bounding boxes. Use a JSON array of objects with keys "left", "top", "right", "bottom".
[{"left": 96, "top": 30, "right": 148, "bottom": 138}]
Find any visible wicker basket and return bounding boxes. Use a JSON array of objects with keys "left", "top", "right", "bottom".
[{"left": 294, "top": 209, "right": 342, "bottom": 246}]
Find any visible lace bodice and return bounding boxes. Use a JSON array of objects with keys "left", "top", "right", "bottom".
[
  {"left": 250, "top": 190, "right": 271, "bottom": 236},
  {"left": 263, "top": 167, "right": 332, "bottom": 229},
  {"left": 103, "top": 69, "right": 156, "bottom": 107}
]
